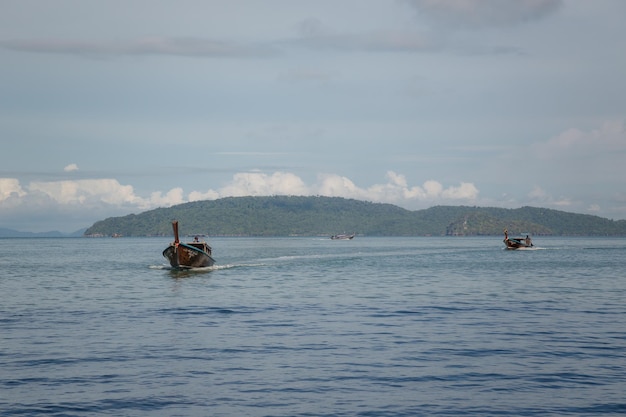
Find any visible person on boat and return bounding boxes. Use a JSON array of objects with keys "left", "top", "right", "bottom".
[
  {"left": 525, "top": 235, "right": 533, "bottom": 246},
  {"left": 193, "top": 235, "right": 199, "bottom": 242}
]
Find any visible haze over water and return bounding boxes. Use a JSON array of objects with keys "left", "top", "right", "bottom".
[{"left": 1, "top": 236, "right": 625, "bottom": 416}]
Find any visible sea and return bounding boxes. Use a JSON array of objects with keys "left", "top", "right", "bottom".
[{"left": 1, "top": 236, "right": 625, "bottom": 417}]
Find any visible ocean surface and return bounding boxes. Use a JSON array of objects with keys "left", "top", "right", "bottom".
[{"left": 1, "top": 236, "right": 625, "bottom": 416}]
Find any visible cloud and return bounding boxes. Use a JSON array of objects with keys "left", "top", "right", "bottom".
[
  {"left": 2, "top": 161, "right": 625, "bottom": 232},
  {"left": 27, "top": 179, "right": 146, "bottom": 207},
  {"left": 64, "top": 163, "right": 79, "bottom": 172},
  {"left": 0, "top": 178, "right": 26, "bottom": 204},
  {"left": 405, "top": 0, "right": 563, "bottom": 28},
  {"left": 525, "top": 120, "right": 626, "bottom": 190},
  {"left": 310, "top": 171, "right": 479, "bottom": 204},
  {"left": 2, "top": 15, "right": 526, "bottom": 62},
  {"left": 208, "top": 170, "right": 478, "bottom": 205},
  {"left": 532, "top": 120, "right": 626, "bottom": 160},
  {"left": 218, "top": 172, "right": 310, "bottom": 197},
  {"left": 489, "top": 120, "right": 626, "bottom": 216},
  {"left": 0, "top": 172, "right": 480, "bottom": 232},
  {"left": 527, "top": 185, "right": 573, "bottom": 208},
  {"left": 149, "top": 188, "right": 185, "bottom": 207},
  {"left": 188, "top": 189, "right": 220, "bottom": 202},
  {"left": 0, "top": 37, "right": 278, "bottom": 58},
  {"left": 1, "top": 30, "right": 440, "bottom": 61},
  {"left": 0, "top": 178, "right": 148, "bottom": 232}
]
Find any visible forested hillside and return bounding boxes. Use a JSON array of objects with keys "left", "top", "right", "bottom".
[{"left": 84, "top": 196, "right": 626, "bottom": 237}]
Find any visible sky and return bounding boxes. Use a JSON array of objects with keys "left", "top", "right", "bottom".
[{"left": 1, "top": 0, "right": 626, "bottom": 232}]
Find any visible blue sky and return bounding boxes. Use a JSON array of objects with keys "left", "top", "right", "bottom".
[{"left": 2, "top": 0, "right": 625, "bottom": 232}]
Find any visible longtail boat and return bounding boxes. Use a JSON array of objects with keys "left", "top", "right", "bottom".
[
  {"left": 330, "top": 233, "right": 355, "bottom": 240},
  {"left": 503, "top": 229, "right": 534, "bottom": 250},
  {"left": 162, "top": 221, "right": 215, "bottom": 269}
]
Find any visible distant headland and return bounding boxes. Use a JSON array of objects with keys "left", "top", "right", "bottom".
[{"left": 82, "top": 196, "right": 626, "bottom": 237}]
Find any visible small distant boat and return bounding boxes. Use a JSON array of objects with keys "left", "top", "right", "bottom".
[
  {"left": 163, "top": 221, "right": 215, "bottom": 269},
  {"left": 503, "top": 229, "right": 534, "bottom": 250},
  {"left": 331, "top": 233, "right": 355, "bottom": 240}
]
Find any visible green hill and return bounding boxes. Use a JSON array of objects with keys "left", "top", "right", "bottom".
[{"left": 84, "top": 196, "right": 626, "bottom": 237}]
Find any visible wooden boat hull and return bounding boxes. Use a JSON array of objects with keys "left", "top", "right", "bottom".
[
  {"left": 163, "top": 242, "right": 215, "bottom": 269},
  {"left": 503, "top": 229, "right": 533, "bottom": 250},
  {"left": 331, "top": 234, "right": 355, "bottom": 240},
  {"left": 504, "top": 240, "right": 533, "bottom": 250}
]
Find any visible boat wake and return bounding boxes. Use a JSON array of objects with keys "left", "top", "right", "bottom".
[
  {"left": 503, "top": 246, "right": 545, "bottom": 251},
  {"left": 149, "top": 263, "right": 263, "bottom": 272}
]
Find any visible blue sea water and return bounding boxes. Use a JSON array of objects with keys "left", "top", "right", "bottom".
[{"left": 1, "top": 236, "right": 625, "bottom": 416}]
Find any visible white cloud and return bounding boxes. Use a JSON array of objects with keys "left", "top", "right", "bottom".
[
  {"left": 219, "top": 171, "right": 310, "bottom": 197},
  {"left": 212, "top": 170, "right": 478, "bottom": 205},
  {"left": 316, "top": 174, "right": 362, "bottom": 198},
  {"left": 189, "top": 189, "right": 220, "bottom": 202},
  {"left": 0, "top": 178, "right": 26, "bottom": 201},
  {"left": 1, "top": 177, "right": 152, "bottom": 232},
  {"left": 0, "top": 172, "right": 481, "bottom": 232},
  {"left": 28, "top": 179, "right": 145, "bottom": 207},
  {"left": 442, "top": 182, "right": 480, "bottom": 200},
  {"left": 532, "top": 120, "right": 626, "bottom": 160},
  {"left": 358, "top": 172, "right": 478, "bottom": 203},
  {"left": 247, "top": 172, "right": 411, "bottom": 203},
  {"left": 64, "top": 163, "right": 79, "bottom": 172},
  {"left": 149, "top": 187, "right": 185, "bottom": 207},
  {"left": 3, "top": 171, "right": 479, "bottom": 213}
]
